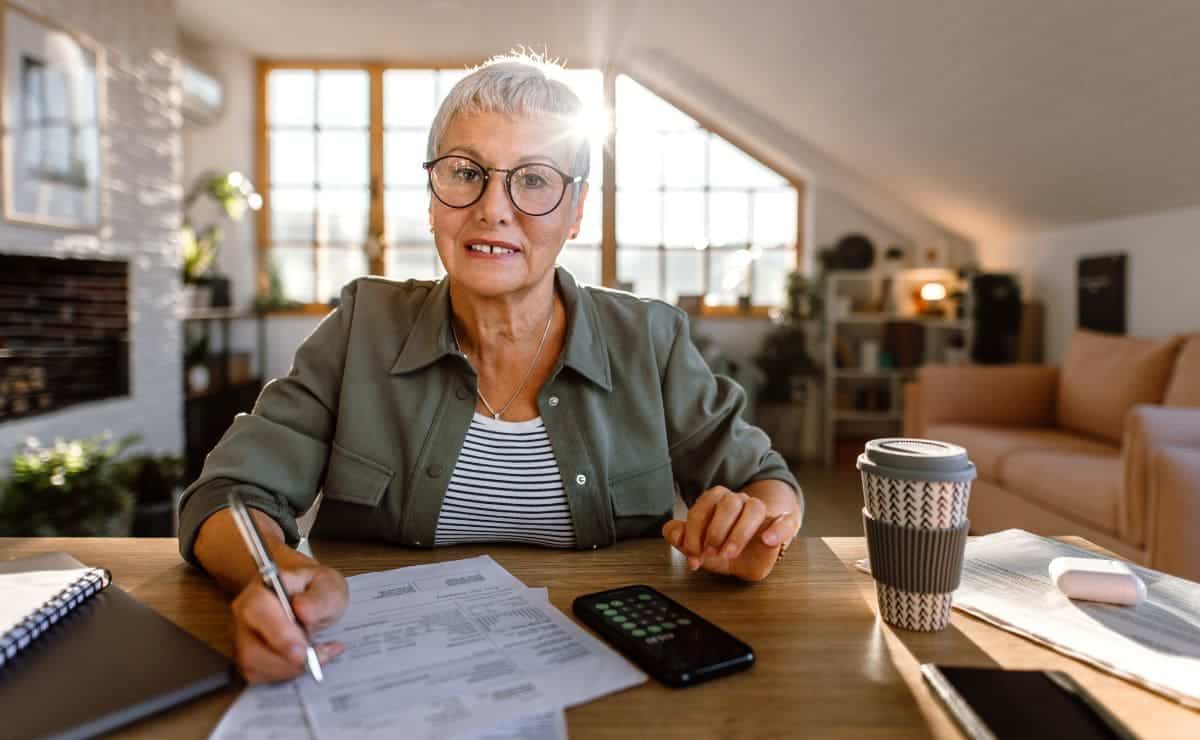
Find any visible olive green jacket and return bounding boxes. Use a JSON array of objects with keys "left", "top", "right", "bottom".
[{"left": 178, "top": 267, "right": 800, "bottom": 565}]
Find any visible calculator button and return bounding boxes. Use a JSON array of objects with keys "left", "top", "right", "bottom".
[
  {"left": 647, "top": 625, "right": 662, "bottom": 634},
  {"left": 611, "top": 600, "right": 624, "bottom": 606},
  {"left": 613, "top": 616, "right": 627, "bottom": 623},
  {"left": 595, "top": 602, "right": 609, "bottom": 610},
  {"left": 678, "top": 618, "right": 692, "bottom": 625},
  {"left": 632, "top": 629, "right": 647, "bottom": 637},
  {"left": 603, "top": 610, "right": 618, "bottom": 617},
  {"left": 662, "top": 621, "right": 676, "bottom": 629},
  {"left": 638, "top": 594, "right": 652, "bottom": 601},
  {"left": 621, "top": 622, "right": 636, "bottom": 630}
]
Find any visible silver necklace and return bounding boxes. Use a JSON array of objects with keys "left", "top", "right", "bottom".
[{"left": 451, "top": 305, "right": 555, "bottom": 421}]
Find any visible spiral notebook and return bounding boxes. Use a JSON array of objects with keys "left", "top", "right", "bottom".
[{"left": 0, "top": 552, "right": 233, "bottom": 740}]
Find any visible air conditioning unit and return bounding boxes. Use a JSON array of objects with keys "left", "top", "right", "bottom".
[{"left": 181, "top": 61, "right": 224, "bottom": 126}]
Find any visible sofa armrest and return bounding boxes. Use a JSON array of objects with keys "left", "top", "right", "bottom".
[
  {"left": 1147, "top": 446, "right": 1200, "bottom": 581},
  {"left": 906, "top": 364, "right": 1059, "bottom": 436},
  {"left": 1122, "top": 405, "right": 1200, "bottom": 547}
]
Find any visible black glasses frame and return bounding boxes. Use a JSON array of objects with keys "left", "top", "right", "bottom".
[{"left": 422, "top": 154, "right": 583, "bottom": 217}]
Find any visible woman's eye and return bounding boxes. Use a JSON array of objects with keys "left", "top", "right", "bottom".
[
  {"left": 518, "top": 173, "right": 549, "bottom": 189},
  {"left": 452, "top": 167, "right": 481, "bottom": 183}
]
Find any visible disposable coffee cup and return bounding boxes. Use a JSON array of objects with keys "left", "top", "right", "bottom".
[{"left": 857, "top": 438, "right": 976, "bottom": 631}]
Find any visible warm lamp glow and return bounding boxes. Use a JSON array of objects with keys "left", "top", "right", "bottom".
[{"left": 919, "top": 282, "right": 947, "bottom": 301}]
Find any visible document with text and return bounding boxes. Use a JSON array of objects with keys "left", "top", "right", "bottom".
[{"left": 210, "top": 556, "right": 644, "bottom": 739}]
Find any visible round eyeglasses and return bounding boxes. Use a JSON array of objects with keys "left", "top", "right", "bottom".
[{"left": 423, "top": 155, "right": 583, "bottom": 217}]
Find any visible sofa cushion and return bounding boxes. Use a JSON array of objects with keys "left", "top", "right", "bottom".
[
  {"left": 999, "top": 448, "right": 1122, "bottom": 535},
  {"left": 1164, "top": 335, "right": 1200, "bottom": 407},
  {"left": 926, "top": 423, "right": 1117, "bottom": 481},
  {"left": 1057, "top": 330, "right": 1182, "bottom": 444}
]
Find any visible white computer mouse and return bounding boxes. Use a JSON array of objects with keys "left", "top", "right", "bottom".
[{"left": 1049, "top": 557, "right": 1147, "bottom": 606}]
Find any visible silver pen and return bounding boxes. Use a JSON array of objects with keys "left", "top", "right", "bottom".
[{"left": 227, "top": 491, "right": 324, "bottom": 682}]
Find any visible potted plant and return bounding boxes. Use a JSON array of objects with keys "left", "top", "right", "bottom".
[
  {"left": 115, "top": 453, "right": 184, "bottom": 537},
  {"left": 0, "top": 435, "right": 140, "bottom": 537},
  {"left": 182, "top": 170, "right": 263, "bottom": 308}
]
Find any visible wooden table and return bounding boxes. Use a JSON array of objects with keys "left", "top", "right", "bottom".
[{"left": 0, "top": 537, "right": 1194, "bottom": 739}]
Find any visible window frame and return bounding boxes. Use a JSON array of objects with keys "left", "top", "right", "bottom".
[{"left": 255, "top": 60, "right": 806, "bottom": 317}]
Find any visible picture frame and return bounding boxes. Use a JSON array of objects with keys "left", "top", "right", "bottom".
[{"left": 1, "top": 1, "right": 103, "bottom": 230}]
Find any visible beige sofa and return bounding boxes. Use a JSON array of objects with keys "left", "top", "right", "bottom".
[{"left": 904, "top": 330, "right": 1200, "bottom": 581}]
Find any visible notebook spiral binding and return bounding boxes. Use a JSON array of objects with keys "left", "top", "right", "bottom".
[{"left": 0, "top": 567, "right": 112, "bottom": 669}]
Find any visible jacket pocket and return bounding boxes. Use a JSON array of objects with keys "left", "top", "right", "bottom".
[
  {"left": 322, "top": 442, "right": 393, "bottom": 507},
  {"left": 609, "top": 461, "right": 675, "bottom": 539}
]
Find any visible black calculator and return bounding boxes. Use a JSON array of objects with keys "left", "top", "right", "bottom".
[{"left": 572, "top": 585, "right": 754, "bottom": 688}]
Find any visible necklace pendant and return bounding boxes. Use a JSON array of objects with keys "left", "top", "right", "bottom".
[{"left": 493, "top": 412, "right": 502, "bottom": 421}]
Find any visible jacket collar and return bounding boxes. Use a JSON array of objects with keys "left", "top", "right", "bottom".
[{"left": 390, "top": 266, "right": 612, "bottom": 392}]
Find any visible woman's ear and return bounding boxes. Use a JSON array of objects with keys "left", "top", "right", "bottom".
[{"left": 568, "top": 182, "right": 589, "bottom": 238}]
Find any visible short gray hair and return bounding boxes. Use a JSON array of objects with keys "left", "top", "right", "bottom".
[{"left": 427, "top": 52, "right": 591, "bottom": 185}]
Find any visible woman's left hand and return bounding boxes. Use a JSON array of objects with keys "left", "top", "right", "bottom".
[{"left": 661, "top": 486, "right": 800, "bottom": 582}]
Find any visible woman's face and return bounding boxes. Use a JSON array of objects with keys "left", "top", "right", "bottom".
[{"left": 430, "top": 111, "right": 588, "bottom": 299}]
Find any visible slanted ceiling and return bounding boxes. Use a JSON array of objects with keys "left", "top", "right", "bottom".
[{"left": 177, "top": 0, "right": 1200, "bottom": 243}]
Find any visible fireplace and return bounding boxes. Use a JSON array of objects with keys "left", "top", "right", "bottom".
[{"left": 0, "top": 254, "right": 130, "bottom": 421}]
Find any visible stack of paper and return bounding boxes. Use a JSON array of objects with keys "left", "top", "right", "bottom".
[{"left": 210, "top": 556, "right": 646, "bottom": 740}]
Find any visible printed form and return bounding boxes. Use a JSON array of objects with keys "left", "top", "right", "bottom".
[{"left": 210, "top": 556, "right": 644, "bottom": 739}]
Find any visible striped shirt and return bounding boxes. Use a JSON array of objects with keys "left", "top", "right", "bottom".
[{"left": 434, "top": 413, "right": 577, "bottom": 548}]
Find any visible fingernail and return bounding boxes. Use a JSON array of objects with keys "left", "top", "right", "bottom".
[
  {"left": 704, "top": 547, "right": 717, "bottom": 558},
  {"left": 723, "top": 545, "right": 737, "bottom": 558},
  {"left": 289, "top": 644, "right": 305, "bottom": 661},
  {"left": 763, "top": 532, "right": 779, "bottom": 546},
  {"left": 687, "top": 557, "right": 700, "bottom": 571}
]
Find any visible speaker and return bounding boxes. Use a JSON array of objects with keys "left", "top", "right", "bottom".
[{"left": 971, "top": 273, "right": 1022, "bottom": 364}]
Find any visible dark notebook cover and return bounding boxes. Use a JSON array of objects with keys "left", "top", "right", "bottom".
[{"left": 0, "top": 552, "right": 234, "bottom": 740}]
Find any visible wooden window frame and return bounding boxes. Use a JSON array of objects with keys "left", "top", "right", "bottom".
[{"left": 255, "top": 60, "right": 806, "bottom": 317}]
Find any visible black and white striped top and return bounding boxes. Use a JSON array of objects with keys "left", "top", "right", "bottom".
[{"left": 434, "top": 413, "right": 576, "bottom": 548}]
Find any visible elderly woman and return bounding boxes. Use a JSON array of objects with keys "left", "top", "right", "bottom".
[{"left": 179, "top": 55, "right": 802, "bottom": 683}]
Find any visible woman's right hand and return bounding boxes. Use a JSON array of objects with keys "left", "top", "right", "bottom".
[{"left": 230, "top": 562, "right": 349, "bottom": 683}]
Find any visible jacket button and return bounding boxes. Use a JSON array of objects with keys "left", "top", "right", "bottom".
[
  {"left": 575, "top": 473, "right": 587, "bottom": 486},
  {"left": 427, "top": 464, "right": 444, "bottom": 477},
  {"left": 456, "top": 386, "right": 470, "bottom": 400},
  {"left": 548, "top": 396, "right": 560, "bottom": 407}
]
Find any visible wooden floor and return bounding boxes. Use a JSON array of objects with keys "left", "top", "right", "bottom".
[{"left": 790, "top": 463, "right": 865, "bottom": 537}]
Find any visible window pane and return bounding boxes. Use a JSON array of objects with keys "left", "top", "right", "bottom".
[
  {"left": 385, "top": 130, "right": 428, "bottom": 186},
  {"left": 317, "top": 131, "right": 368, "bottom": 186},
  {"left": 557, "top": 245, "right": 600, "bottom": 286},
  {"left": 317, "top": 189, "right": 368, "bottom": 244},
  {"left": 268, "top": 70, "right": 314, "bottom": 127},
  {"left": 708, "top": 190, "right": 750, "bottom": 247},
  {"left": 664, "top": 249, "right": 704, "bottom": 306},
  {"left": 270, "top": 188, "right": 313, "bottom": 242},
  {"left": 662, "top": 191, "right": 705, "bottom": 248},
  {"left": 577, "top": 188, "right": 601, "bottom": 244},
  {"left": 271, "top": 245, "right": 315, "bottom": 303},
  {"left": 662, "top": 130, "right": 705, "bottom": 188},
  {"left": 617, "top": 190, "right": 661, "bottom": 246},
  {"left": 752, "top": 189, "right": 797, "bottom": 247},
  {"left": 615, "top": 75, "right": 694, "bottom": 132},
  {"left": 436, "top": 69, "right": 470, "bottom": 105},
  {"left": 317, "top": 70, "right": 368, "bottom": 128},
  {"left": 269, "top": 131, "right": 314, "bottom": 186},
  {"left": 709, "top": 248, "right": 754, "bottom": 305},
  {"left": 616, "top": 129, "right": 661, "bottom": 189},
  {"left": 384, "top": 70, "right": 436, "bottom": 127},
  {"left": 386, "top": 246, "right": 440, "bottom": 281},
  {"left": 709, "top": 135, "right": 784, "bottom": 188},
  {"left": 752, "top": 247, "right": 792, "bottom": 306},
  {"left": 317, "top": 246, "right": 368, "bottom": 301},
  {"left": 617, "top": 247, "right": 660, "bottom": 298},
  {"left": 385, "top": 188, "right": 431, "bottom": 244}
]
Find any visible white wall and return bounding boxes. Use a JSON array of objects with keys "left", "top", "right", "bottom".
[
  {"left": 977, "top": 204, "right": 1200, "bottom": 363},
  {"left": 0, "top": 0, "right": 182, "bottom": 456}
]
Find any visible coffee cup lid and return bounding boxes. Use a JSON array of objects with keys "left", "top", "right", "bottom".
[{"left": 856, "top": 438, "right": 977, "bottom": 482}]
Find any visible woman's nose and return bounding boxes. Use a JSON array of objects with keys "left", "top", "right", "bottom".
[{"left": 474, "top": 173, "right": 514, "bottom": 224}]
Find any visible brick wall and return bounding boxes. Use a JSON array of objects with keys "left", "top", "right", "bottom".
[{"left": 0, "top": 0, "right": 182, "bottom": 456}]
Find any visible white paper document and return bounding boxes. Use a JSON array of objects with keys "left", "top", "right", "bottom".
[
  {"left": 0, "top": 568, "right": 96, "bottom": 635},
  {"left": 210, "top": 556, "right": 644, "bottom": 739},
  {"left": 950, "top": 530, "right": 1200, "bottom": 707}
]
